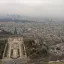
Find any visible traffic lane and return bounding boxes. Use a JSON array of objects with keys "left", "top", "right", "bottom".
[
  {"left": 3, "top": 60, "right": 12, "bottom": 64},
  {"left": 2, "top": 58, "right": 27, "bottom": 64}
]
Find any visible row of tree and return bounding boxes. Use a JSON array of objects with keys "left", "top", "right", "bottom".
[
  {"left": 0, "top": 40, "right": 7, "bottom": 59},
  {"left": 24, "top": 38, "right": 49, "bottom": 59}
]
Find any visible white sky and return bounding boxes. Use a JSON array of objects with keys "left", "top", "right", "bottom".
[{"left": 0, "top": 0, "right": 64, "bottom": 18}]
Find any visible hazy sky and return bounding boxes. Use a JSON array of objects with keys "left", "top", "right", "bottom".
[{"left": 0, "top": 0, "right": 64, "bottom": 18}]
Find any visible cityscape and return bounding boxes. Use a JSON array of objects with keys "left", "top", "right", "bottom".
[
  {"left": 0, "top": 0, "right": 64, "bottom": 64},
  {"left": 0, "top": 16, "right": 64, "bottom": 64}
]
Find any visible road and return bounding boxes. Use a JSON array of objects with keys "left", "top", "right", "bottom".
[{"left": 2, "top": 58, "right": 27, "bottom": 64}]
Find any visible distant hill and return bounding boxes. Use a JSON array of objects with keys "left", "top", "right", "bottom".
[
  {"left": 0, "top": 14, "right": 35, "bottom": 22},
  {"left": 0, "top": 14, "right": 64, "bottom": 22},
  {"left": 0, "top": 18, "right": 34, "bottom": 22}
]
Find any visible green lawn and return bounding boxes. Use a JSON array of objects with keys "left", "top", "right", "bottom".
[
  {"left": 0, "top": 61, "right": 2, "bottom": 64},
  {"left": 49, "top": 62, "right": 64, "bottom": 64}
]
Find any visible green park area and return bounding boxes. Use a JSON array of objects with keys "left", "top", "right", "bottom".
[
  {"left": 49, "top": 62, "right": 64, "bottom": 64},
  {"left": 0, "top": 39, "right": 7, "bottom": 59},
  {"left": 0, "top": 60, "right": 2, "bottom": 64}
]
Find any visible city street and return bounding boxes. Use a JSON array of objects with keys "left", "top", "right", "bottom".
[{"left": 2, "top": 58, "right": 27, "bottom": 64}]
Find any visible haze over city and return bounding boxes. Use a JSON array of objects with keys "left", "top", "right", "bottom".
[{"left": 0, "top": 0, "right": 64, "bottom": 19}]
